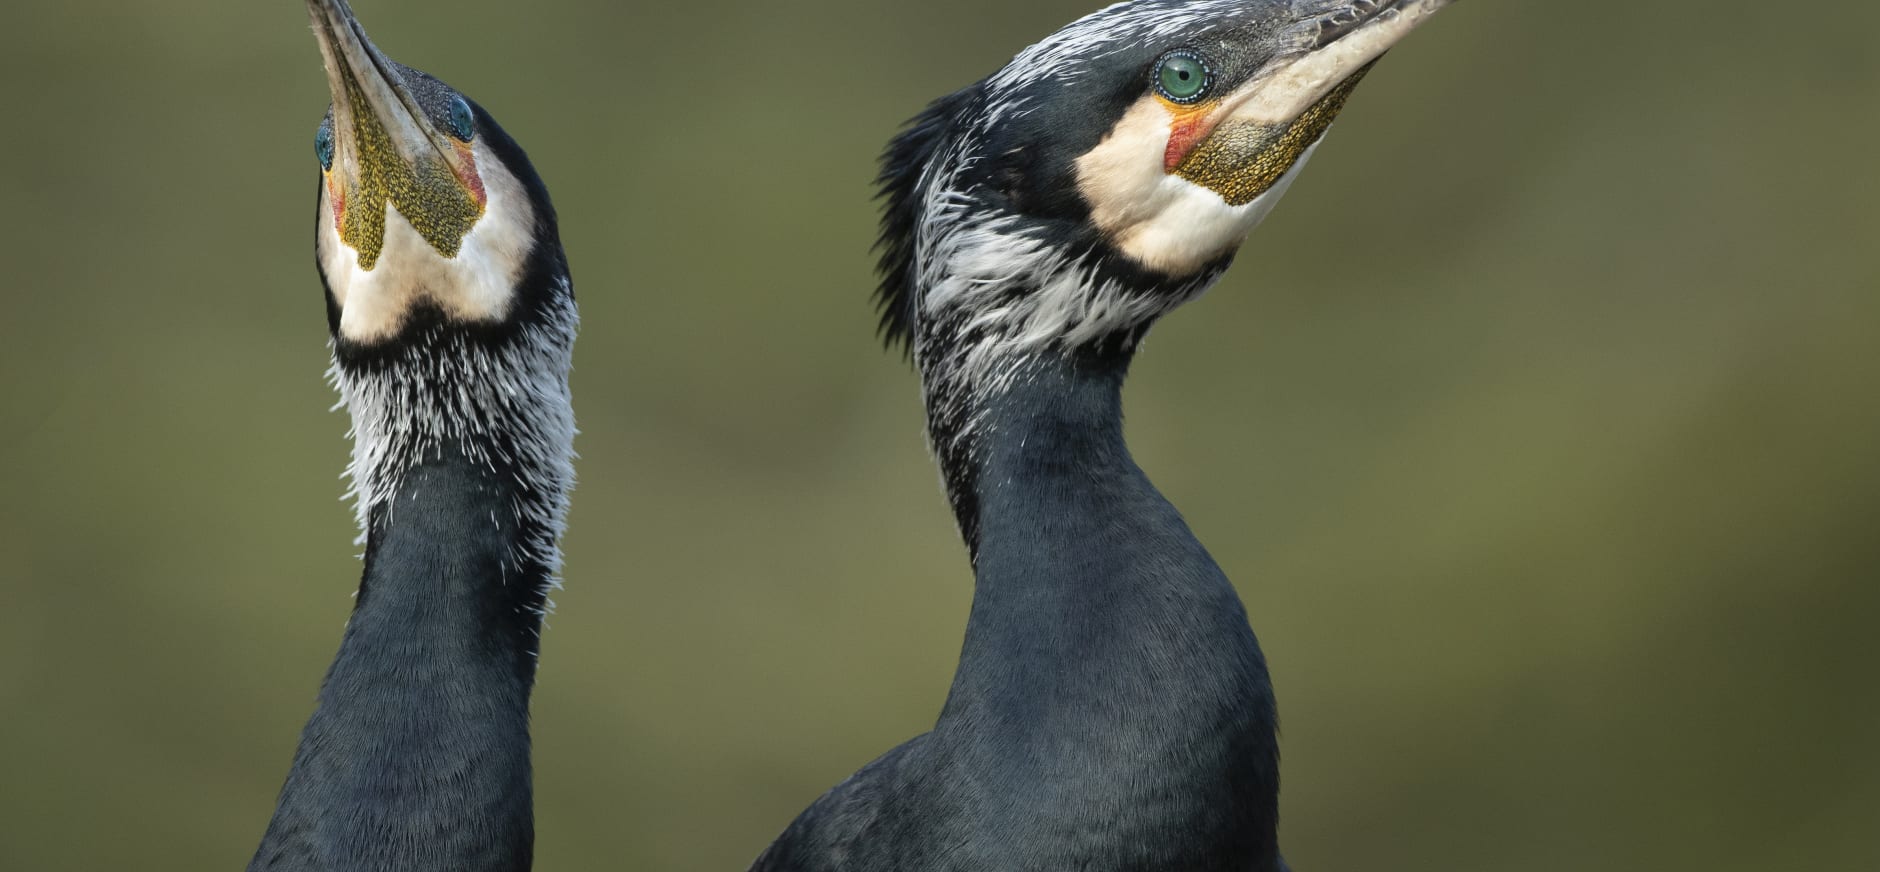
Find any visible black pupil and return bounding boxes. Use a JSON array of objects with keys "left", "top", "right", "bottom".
[{"left": 1162, "top": 54, "right": 1207, "bottom": 100}]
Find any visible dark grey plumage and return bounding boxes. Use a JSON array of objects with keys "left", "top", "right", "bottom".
[
  {"left": 758, "top": 1, "right": 1454, "bottom": 869},
  {"left": 249, "top": 3, "right": 575, "bottom": 870}
]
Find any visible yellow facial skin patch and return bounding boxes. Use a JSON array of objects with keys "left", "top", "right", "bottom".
[
  {"left": 331, "top": 75, "right": 485, "bottom": 270},
  {"left": 1174, "top": 66, "right": 1371, "bottom": 206}
]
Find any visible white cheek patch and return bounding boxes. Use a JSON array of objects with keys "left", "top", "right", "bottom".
[
  {"left": 317, "top": 139, "right": 536, "bottom": 343},
  {"left": 1118, "top": 142, "right": 1317, "bottom": 275},
  {"left": 1077, "top": 98, "right": 1322, "bottom": 277}
]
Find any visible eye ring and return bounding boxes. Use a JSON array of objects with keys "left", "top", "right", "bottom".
[
  {"left": 1154, "top": 49, "right": 1214, "bottom": 105},
  {"left": 314, "top": 124, "right": 335, "bottom": 171},
  {"left": 447, "top": 96, "right": 476, "bottom": 142}
]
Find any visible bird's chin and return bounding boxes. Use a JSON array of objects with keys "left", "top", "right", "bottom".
[
  {"left": 1083, "top": 137, "right": 1324, "bottom": 279},
  {"left": 318, "top": 187, "right": 536, "bottom": 346}
]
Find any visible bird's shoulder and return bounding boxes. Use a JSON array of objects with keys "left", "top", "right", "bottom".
[{"left": 749, "top": 732, "right": 961, "bottom": 872}]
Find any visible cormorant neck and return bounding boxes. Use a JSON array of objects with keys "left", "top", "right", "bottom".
[
  {"left": 924, "top": 344, "right": 1263, "bottom": 661},
  {"left": 917, "top": 340, "right": 1140, "bottom": 560},
  {"left": 930, "top": 345, "right": 1260, "bottom": 649},
  {"left": 953, "top": 348, "right": 1134, "bottom": 551},
  {"left": 249, "top": 317, "right": 573, "bottom": 872},
  {"left": 334, "top": 307, "right": 578, "bottom": 595},
  {"left": 922, "top": 346, "right": 1283, "bottom": 864},
  {"left": 249, "top": 443, "right": 542, "bottom": 871},
  {"left": 333, "top": 308, "right": 577, "bottom": 645}
]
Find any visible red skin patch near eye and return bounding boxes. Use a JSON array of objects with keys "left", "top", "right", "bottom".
[
  {"left": 327, "top": 174, "right": 346, "bottom": 230},
  {"left": 455, "top": 142, "right": 487, "bottom": 209},
  {"left": 1164, "top": 110, "right": 1222, "bottom": 172}
]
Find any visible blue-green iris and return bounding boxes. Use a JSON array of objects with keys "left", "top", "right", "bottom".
[
  {"left": 447, "top": 96, "right": 475, "bottom": 142},
  {"left": 315, "top": 123, "right": 335, "bottom": 171},
  {"left": 1156, "top": 51, "right": 1212, "bottom": 104}
]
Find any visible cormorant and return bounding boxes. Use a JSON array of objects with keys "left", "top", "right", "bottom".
[
  {"left": 753, "top": 1, "right": 1454, "bottom": 869},
  {"left": 248, "top": 2, "right": 575, "bottom": 869}
]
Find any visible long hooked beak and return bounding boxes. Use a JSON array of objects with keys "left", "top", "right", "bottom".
[
  {"left": 307, "top": 0, "right": 486, "bottom": 267},
  {"left": 1167, "top": 0, "right": 1455, "bottom": 204},
  {"left": 305, "top": 0, "right": 473, "bottom": 185}
]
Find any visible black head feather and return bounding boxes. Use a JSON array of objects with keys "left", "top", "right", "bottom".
[{"left": 872, "top": 85, "right": 981, "bottom": 354}]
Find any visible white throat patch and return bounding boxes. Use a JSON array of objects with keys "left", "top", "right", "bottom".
[
  {"left": 316, "top": 138, "right": 537, "bottom": 343},
  {"left": 1076, "top": 98, "right": 1322, "bottom": 277}
]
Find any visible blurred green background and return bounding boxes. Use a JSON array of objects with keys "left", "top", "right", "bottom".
[{"left": 2, "top": 1, "right": 1876, "bottom": 869}]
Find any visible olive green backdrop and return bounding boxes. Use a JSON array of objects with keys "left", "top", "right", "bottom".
[{"left": 1, "top": 1, "right": 1875, "bottom": 869}]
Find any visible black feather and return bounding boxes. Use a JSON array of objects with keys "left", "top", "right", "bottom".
[{"left": 871, "top": 85, "right": 980, "bottom": 353}]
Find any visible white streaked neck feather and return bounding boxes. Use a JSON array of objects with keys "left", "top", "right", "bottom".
[{"left": 330, "top": 290, "right": 577, "bottom": 590}]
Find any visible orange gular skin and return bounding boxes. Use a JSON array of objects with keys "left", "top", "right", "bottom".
[
  {"left": 453, "top": 140, "right": 488, "bottom": 210},
  {"left": 1162, "top": 99, "right": 1225, "bottom": 172},
  {"left": 326, "top": 172, "right": 347, "bottom": 231}
]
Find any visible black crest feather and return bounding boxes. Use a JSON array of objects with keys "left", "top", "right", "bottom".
[{"left": 872, "top": 85, "right": 981, "bottom": 353}]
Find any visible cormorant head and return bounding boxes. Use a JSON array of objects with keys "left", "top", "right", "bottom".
[
  {"left": 877, "top": 0, "right": 1453, "bottom": 377},
  {"left": 305, "top": 0, "right": 576, "bottom": 548},
  {"left": 306, "top": 0, "right": 568, "bottom": 354}
]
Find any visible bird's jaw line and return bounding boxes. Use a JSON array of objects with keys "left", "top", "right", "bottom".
[{"left": 318, "top": 137, "right": 536, "bottom": 346}]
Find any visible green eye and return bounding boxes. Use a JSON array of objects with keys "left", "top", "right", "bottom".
[
  {"left": 1155, "top": 51, "right": 1212, "bottom": 104},
  {"left": 315, "top": 123, "right": 335, "bottom": 171},
  {"left": 447, "top": 96, "right": 475, "bottom": 142}
]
